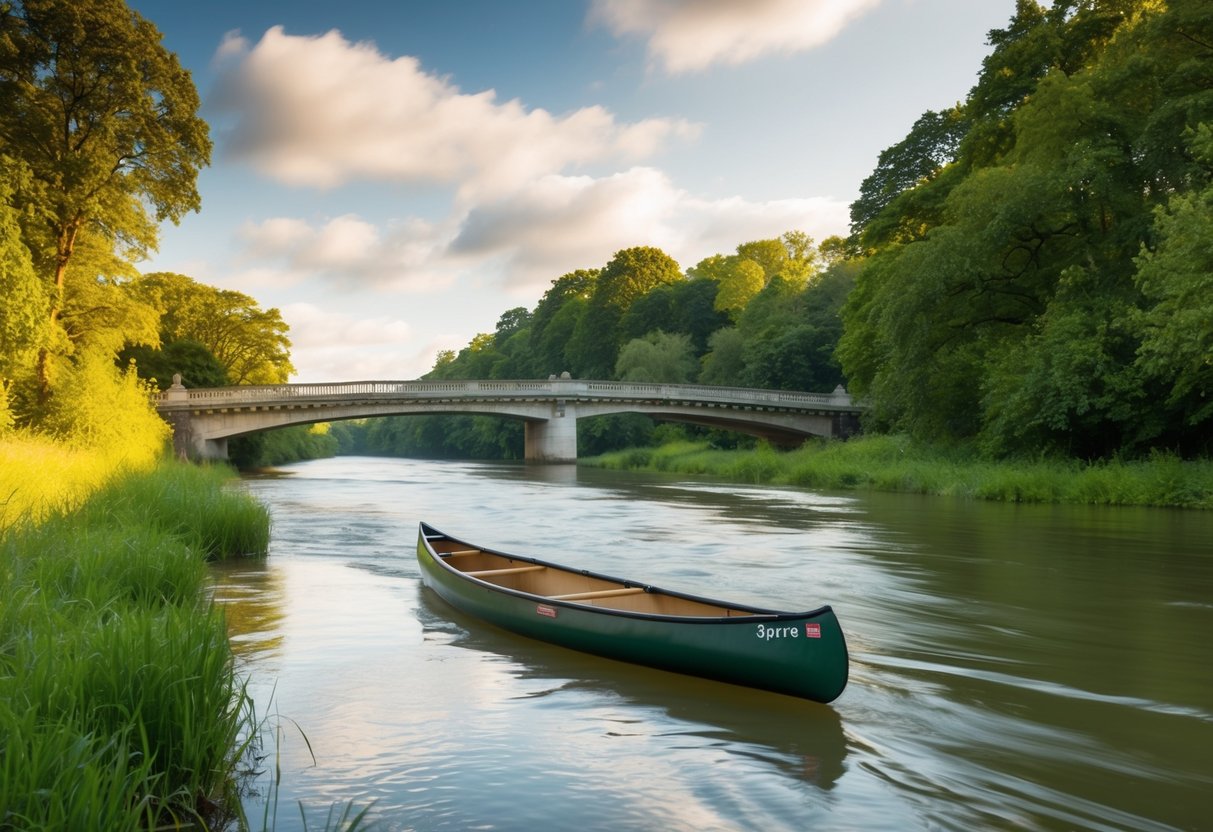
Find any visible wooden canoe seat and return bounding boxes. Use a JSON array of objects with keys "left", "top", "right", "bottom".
[
  {"left": 464, "top": 565, "right": 546, "bottom": 578},
  {"left": 549, "top": 587, "right": 646, "bottom": 601}
]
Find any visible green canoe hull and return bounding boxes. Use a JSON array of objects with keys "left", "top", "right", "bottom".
[{"left": 417, "top": 524, "right": 848, "bottom": 703}]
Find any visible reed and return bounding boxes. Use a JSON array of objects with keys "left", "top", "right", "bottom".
[{"left": 584, "top": 436, "right": 1213, "bottom": 509}]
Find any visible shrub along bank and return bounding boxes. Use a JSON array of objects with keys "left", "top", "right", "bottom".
[
  {"left": 0, "top": 460, "right": 270, "bottom": 829},
  {"left": 584, "top": 435, "right": 1213, "bottom": 509}
]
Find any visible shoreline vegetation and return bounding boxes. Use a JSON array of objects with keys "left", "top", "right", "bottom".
[
  {"left": 0, "top": 443, "right": 270, "bottom": 829},
  {"left": 582, "top": 435, "right": 1213, "bottom": 510}
]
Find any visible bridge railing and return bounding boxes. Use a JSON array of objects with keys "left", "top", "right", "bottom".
[{"left": 158, "top": 379, "right": 856, "bottom": 411}]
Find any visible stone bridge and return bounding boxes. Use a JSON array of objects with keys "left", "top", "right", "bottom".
[{"left": 156, "top": 377, "right": 863, "bottom": 463}]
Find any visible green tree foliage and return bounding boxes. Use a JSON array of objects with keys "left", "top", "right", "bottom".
[
  {"left": 228, "top": 424, "right": 338, "bottom": 469},
  {"left": 120, "top": 339, "right": 228, "bottom": 391},
  {"left": 567, "top": 246, "right": 683, "bottom": 377},
  {"left": 0, "top": 0, "right": 211, "bottom": 396},
  {"left": 0, "top": 157, "right": 48, "bottom": 403},
  {"left": 841, "top": 0, "right": 1213, "bottom": 457},
  {"left": 127, "top": 272, "right": 293, "bottom": 385},
  {"left": 615, "top": 331, "right": 698, "bottom": 383},
  {"left": 737, "top": 262, "right": 853, "bottom": 393},
  {"left": 849, "top": 107, "right": 969, "bottom": 235},
  {"left": 713, "top": 258, "right": 766, "bottom": 316},
  {"left": 1133, "top": 126, "right": 1213, "bottom": 440},
  {"left": 699, "top": 327, "right": 745, "bottom": 386},
  {"left": 529, "top": 269, "right": 596, "bottom": 376}
]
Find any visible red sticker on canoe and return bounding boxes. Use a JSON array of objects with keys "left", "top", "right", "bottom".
[
  {"left": 805, "top": 623, "right": 822, "bottom": 638},
  {"left": 536, "top": 604, "right": 557, "bottom": 619}
]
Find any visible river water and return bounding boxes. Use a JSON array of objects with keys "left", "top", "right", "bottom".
[{"left": 214, "top": 456, "right": 1213, "bottom": 831}]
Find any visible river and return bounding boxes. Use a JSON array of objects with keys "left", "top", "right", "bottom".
[{"left": 212, "top": 456, "right": 1213, "bottom": 831}]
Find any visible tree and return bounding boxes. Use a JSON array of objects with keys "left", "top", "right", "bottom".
[
  {"left": 713, "top": 258, "right": 765, "bottom": 316},
  {"left": 615, "top": 331, "right": 697, "bottom": 383},
  {"left": 529, "top": 269, "right": 596, "bottom": 376},
  {"left": 494, "top": 307, "right": 531, "bottom": 345},
  {"left": 120, "top": 338, "right": 228, "bottom": 390},
  {"left": 699, "top": 328, "right": 745, "bottom": 386},
  {"left": 849, "top": 107, "right": 969, "bottom": 235},
  {"left": 840, "top": 0, "right": 1213, "bottom": 456},
  {"left": 0, "top": 157, "right": 48, "bottom": 406},
  {"left": 0, "top": 0, "right": 211, "bottom": 397},
  {"left": 1132, "top": 126, "right": 1213, "bottom": 444},
  {"left": 129, "top": 273, "right": 293, "bottom": 385},
  {"left": 567, "top": 247, "right": 682, "bottom": 378}
]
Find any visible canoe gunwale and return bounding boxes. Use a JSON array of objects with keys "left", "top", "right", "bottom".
[{"left": 419, "top": 522, "right": 835, "bottom": 625}]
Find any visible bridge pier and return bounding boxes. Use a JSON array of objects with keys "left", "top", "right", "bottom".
[{"left": 524, "top": 402, "right": 577, "bottom": 463}]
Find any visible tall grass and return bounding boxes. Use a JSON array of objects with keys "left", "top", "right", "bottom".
[
  {"left": 0, "top": 435, "right": 124, "bottom": 530},
  {"left": 77, "top": 460, "right": 273, "bottom": 559},
  {"left": 0, "top": 460, "right": 269, "bottom": 829},
  {"left": 585, "top": 435, "right": 1213, "bottom": 509}
]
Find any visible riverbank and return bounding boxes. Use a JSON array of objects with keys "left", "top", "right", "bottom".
[
  {"left": 583, "top": 435, "right": 1213, "bottom": 509},
  {"left": 0, "top": 455, "right": 270, "bottom": 828}
]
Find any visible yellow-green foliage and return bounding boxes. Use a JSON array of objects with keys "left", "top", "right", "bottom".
[
  {"left": 0, "top": 436, "right": 115, "bottom": 530},
  {"left": 1, "top": 351, "right": 171, "bottom": 530},
  {"left": 41, "top": 350, "right": 169, "bottom": 454}
]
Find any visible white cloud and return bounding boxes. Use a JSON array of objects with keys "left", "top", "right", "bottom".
[
  {"left": 283, "top": 303, "right": 412, "bottom": 346},
  {"left": 449, "top": 167, "right": 849, "bottom": 292},
  {"left": 281, "top": 303, "right": 426, "bottom": 381},
  {"left": 209, "top": 26, "right": 699, "bottom": 196},
  {"left": 589, "top": 0, "right": 882, "bottom": 73},
  {"left": 278, "top": 303, "right": 463, "bottom": 380},
  {"left": 213, "top": 30, "right": 250, "bottom": 65},
  {"left": 235, "top": 214, "right": 458, "bottom": 292},
  {"left": 232, "top": 170, "right": 847, "bottom": 300}
]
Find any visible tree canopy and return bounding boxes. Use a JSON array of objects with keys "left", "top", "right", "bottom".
[
  {"left": 840, "top": 0, "right": 1213, "bottom": 457},
  {"left": 0, "top": 0, "right": 211, "bottom": 403}
]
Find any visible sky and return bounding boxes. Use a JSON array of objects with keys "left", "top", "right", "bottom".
[{"left": 127, "top": 0, "right": 1015, "bottom": 383}]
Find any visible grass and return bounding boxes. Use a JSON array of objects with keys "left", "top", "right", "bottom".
[
  {"left": 0, "top": 435, "right": 123, "bottom": 531},
  {"left": 0, "top": 456, "right": 271, "bottom": 829},
  {"left": 584, "top": 435, "right": 1213, "bottom": 509}
]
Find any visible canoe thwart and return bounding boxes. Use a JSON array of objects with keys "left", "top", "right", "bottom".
[
  {"left": 549, "top": 587, "right": 647, "bottom": 601},
  {"left": 442, "top": 550, "right": 481, "bottom": 557},
  {"left": 464, "top": 565, "right": 547, "bottom": 578}
]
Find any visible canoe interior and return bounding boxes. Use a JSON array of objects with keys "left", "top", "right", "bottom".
[{"left": 424, "top": 530, "right": 758, "bottom": 618}]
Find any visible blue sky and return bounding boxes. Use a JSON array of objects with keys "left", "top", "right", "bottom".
[{"left": 128, "top": 0, "right": 1013, "bottom": 383}]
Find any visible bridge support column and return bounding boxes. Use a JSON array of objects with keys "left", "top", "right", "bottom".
[
  {"left": 524, "top": 402, "right": 577, "bottom": 463},
  {"left": 196, "top": 437, "right": 229, "bottom": 461}
]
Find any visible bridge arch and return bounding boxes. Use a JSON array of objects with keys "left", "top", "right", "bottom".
[{"left": 156, "top": 378, "right": 862, "bottom": 463}]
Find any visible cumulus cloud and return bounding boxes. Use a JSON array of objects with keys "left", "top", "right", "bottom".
[
  {"left": 235, "top": 214, "right": 459, "bottom": 291},
  {"left": 450, "top": 167, "right": 849, "bottom": 292},
  {"left": 232, "top": 171, "right": 847, "bottom": 298},
  {"left": 283, "top": 303, "right": 412, "bottom": 346},
  {"left": 281, "top": 303, "right": 424, "bottom": 381},
  {"left": 589, "top": 0, "right": 882, "bottom": 73},
  {"left": 209, "top": 26, "right": 699, "bottom": 195}
]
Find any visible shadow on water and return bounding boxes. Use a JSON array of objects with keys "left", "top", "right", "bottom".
[{"left": 415, "top": 588, "right": 849, "bottom": 791}]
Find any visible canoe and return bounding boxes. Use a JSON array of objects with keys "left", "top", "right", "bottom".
[{"left": 416, "top": 522, "right": 848, "bottom": 703}]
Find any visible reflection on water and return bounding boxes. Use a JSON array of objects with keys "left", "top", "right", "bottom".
[
  {"left": 211, "top": 560, "right": 286, "bottom": 660},
  {"left": 416, "top": 590, "right": 848, "bottom": 790},
  {"left": 222, "top": 457, "right": 1213, "bottom": 831}
]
